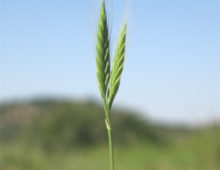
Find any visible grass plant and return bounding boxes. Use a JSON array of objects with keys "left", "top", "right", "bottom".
[{"left": 95, "top": 1, "right": 127, "bottom": 170}]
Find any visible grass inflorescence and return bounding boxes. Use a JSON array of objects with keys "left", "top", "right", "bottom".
[{"left": 95, "top": 0, "right": 127, "bottom": 170}]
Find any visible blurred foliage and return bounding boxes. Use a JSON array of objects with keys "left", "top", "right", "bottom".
[
  {"left": 0, "top": 99, "right": 168, "bottom": 150},
  {"left": 0, "top": 98, "right": 219, "bottom": 170}
]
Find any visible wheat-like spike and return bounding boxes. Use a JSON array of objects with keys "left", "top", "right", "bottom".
[
  {"left": 96, "top": 0, "right": 111, "bottom": 100},
  {"left": 108, "top": 24, "right": 127, "bottom": 108}
]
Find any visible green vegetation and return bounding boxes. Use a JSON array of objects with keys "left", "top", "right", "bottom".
[
  {"left": 95, "top": 1, "right": 127, "bottom": 169},
  {"left": 0, "top": 99, "right": 219, "bottom": 170}
]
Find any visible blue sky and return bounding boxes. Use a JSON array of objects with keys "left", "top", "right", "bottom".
[{"left": 0, "top": 0, "right": 219, "bottom": 125}]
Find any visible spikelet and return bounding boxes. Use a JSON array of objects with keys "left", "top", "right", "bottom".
[
  {"left": 108, "top": 25, "right": 127, "bottom": 108},
  {"left": 96, "top": 0, "right": 111, "bottom": 100}
]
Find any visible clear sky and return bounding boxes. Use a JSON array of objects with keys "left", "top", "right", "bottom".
[{"left": 0, "top": 0, "right": 219, "bottom": 125}]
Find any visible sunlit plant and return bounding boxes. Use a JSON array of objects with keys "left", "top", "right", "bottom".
[{"left": 95, "top": 0, "right": 127, "bottom": 170}]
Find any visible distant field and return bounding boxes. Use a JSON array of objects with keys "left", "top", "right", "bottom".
[
  {"left": 1, "top": 133, "right": 219, "bottom": 170},
  {"left": 0, "top": 99, "right": 219, "bottom": 170}
]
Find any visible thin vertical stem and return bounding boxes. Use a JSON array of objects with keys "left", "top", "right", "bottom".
[
  {"left": 104, "top": 100, "right": 114, "bottom": 170},
  {"left": 107, "top": 125, "right": 114, "bottom": 170}
]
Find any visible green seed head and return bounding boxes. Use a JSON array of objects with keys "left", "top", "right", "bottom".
[
  {"left": 96, "top": 0, "right": 111, "bottom": 100},
  {"left": 96, "top": 0, "right": 127, "bottom": 110},
  {"left": 108, "top": 25, "right": 127, "bottom": 108}
]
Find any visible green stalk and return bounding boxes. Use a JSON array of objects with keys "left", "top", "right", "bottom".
[
  {"left": 103, "top": 100, "right": 114, "bottom": 170},
  {"left": 95, "top": 1, "right": 127, "bottom": 170}
]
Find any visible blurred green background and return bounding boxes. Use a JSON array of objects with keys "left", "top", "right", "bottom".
[
  {"left": 0, "top": 99, "right": 219, "bottom": 170},
  {"left": 1, "top": 0, "right": 220, "bottom": 169}
]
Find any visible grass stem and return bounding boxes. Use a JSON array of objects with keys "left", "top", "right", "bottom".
[{"left": 104, "top": 101, "right": 114, "bottom": 170}]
